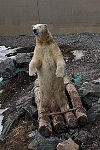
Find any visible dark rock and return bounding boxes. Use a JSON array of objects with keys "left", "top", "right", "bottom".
[
  {"left": 28, "top": 139, "right": 38, "bottom": 150},
  {"left": 23, "top": 105, "right": 37, "bottom": 122},
  {"left": 87, "top": 104, "right": 100, "bottom": 122},
  {"left": 81, "top": 123, "right": 92, "bottom": 131},
  {"left": 0, "top": 86, "right": 37, "bottom": 142},
  {"left": 34, "top": 130, "right": 62, "bottom": 150},
  {"left": 88, "top": 96, "right": 99, "bottom": 103},
  {"left": 98, "top": 98, "right": 100, "bottom": 104},
  {"left": 65, "top": 132, "right": 70, "bottom": 139},
  {"left": 16, "top": 53, "right": 31, "bottom": 67},
  {"left": 0, "top": 112, "right": 20, "bottom": 143},
  {"left": 16, "top": 47, "right": 34, "bottom": 53},
  {"left": 69, "top": 128, "right": 79, "bottom": 136},
  {"left": 72, "top": 130, "right": 92, "bottom": 145},
  {"left": 0, "top": 58, "right": 16, "bottom": 78},
  {"left": 81, "top": 95, "right": 92, "bottom": 110},
  {"left": 55, "top": 133, "right": 68, "bottom": 140},
  {"left": 78, "top": 82, "right": 100, "bottom": 98}
]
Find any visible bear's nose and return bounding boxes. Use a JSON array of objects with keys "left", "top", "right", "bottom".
[{"left": 33, "top": 29, "right": 37, "bottom": 34}]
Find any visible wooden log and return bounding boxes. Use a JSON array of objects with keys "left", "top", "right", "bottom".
[
  {"left": 33, "top": 79, "right": 52, "bottom": 137},
  {"left": 50, "top": 99, "right": 66, "bottom": 134},
  {"left": 64, "top": 111, "right": 78, "bottom": 128},
  {"left": 64, "top": 76, "right": 88, "bottom": 126},
  {"left": 38, "top": 112, "right": 52, "bottom": 137},
  {"left": 46, "top": 104, "right": 78, "bottom": 129}
]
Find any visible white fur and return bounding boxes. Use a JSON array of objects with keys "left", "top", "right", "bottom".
[
  {"left": 29, "top": 25, "right": 69, "bottom": 113},
  {"left": 32, "top": 24, "right": 46, "bottom": 35}
]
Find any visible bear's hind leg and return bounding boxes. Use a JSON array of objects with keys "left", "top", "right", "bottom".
[{"left": 29, "top": 61, "right": 37, "bottom": 76}]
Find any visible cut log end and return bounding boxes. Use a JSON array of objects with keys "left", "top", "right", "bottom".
[
  {"left": 52, "top": 114, "right": 66, "bottom": 134},
  {"left": 64, "top": 112, "right": 78, "bottom": 129},
  {"left": 54, "top": 122, "right": 67, "bottom": 134},
  {"left": 38, "top": 126, "right": 52, "bottom": 137},
  {"left": 77, "top": 113, "right": 88, "bottom": 126},
  {"left": 38, "top": 114, "right": 53, "bottom": 137},
  {"left": 75, "top": 108, "right": 88, "bottom": 126}
]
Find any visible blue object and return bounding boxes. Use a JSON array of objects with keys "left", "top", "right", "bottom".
[
  {"left": 72, "top": 75, "right": 81, "bottom": 84},
  {"left": 15, "top": 68, "right": 22, "bottom": 74},
  {"left": 0, "top": 77, "right": 4, "bottom": 83}
]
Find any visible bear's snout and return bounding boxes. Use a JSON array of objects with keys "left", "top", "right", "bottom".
[{"left": 33, "top": 29, "right": 38, "bottom": 35}]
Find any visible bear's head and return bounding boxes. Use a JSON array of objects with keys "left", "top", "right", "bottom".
[{"left": 32, "top": 24, "right": 48, "bottom": 36}]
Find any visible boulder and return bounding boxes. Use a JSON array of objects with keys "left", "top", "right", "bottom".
[
  {"left": 72, "top": 130, "right": 92, "bottom": 145},
  {"left": 81, "top": 95, "right": 92, "bottom": 110},
  {"left": 87, "top": 104, "right": 100, "bottom": 122},
  {"left": 34, "top": 130, "right": 62, "bottom": 150},
  {"left": 78, "top": 81, "right": 100, "bottom": 109},
  {"left": 0, "top": 58, "right": 16, "bottom": 78},
  {"left": 57, "top": 138, "right": 79, "bottom": 150},
  {"left": 28, "top": 139, "right": 38, "bottom": 150},
  {"left": 16, "top": 53, "right": 31, "bottom": 67},
  {"left": 78, "top": 82, "right": 100, "bottom": 98}
]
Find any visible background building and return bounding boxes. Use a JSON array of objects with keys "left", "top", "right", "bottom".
[{"left": 0, "top": 0, "right": 100, "bottom": 35}]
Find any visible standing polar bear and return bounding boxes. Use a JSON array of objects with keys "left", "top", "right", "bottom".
[{"left": 29, "top": 24, "right": 69, "bottom": 113}]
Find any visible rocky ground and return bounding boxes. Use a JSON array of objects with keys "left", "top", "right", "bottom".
[{"left": 0, "top": 33, "right": 100, "bottom": 150}]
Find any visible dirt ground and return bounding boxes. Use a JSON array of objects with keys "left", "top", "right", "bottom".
[{"left": 0, "top": 120, "right": 37, "bottom": 150}]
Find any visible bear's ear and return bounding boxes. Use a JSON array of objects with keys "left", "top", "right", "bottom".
[
  {"left": 32, "top": 25, "right": 34, "bottom": 28},
  {"left": 44, "top": 24, "right": 48, "bottom": 28}
]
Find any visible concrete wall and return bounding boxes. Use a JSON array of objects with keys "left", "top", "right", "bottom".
[{"left": 0, "top": 0, "right": 100, "bottom": 35}]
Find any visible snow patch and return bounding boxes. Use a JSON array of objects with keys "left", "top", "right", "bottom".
[
  {"left": 93, "top": 78, "right": 100, "bottom": 84},
  {"left": 73, "top": 50, "right": 84, "bottom": 60},
  {"left": 0, "top": 106, "right": 8, "bottom": 135},
  {"left": 0, "top": 46, "right": 21, "bottom": 61},
  {"left": 0, "top": 108, "right": 8, "bottom": 115},
  {"left": 0, "top": 90, "right": 3, "bottom": 94},
  {"left": 0, "top": 46, "right": 15, "bottom": 57},
  {"left": 28, "top": 131, "right": 35, "bottom": 138},
  {"left": 0, "top": 46, "right": 9, "bottom": 51}
]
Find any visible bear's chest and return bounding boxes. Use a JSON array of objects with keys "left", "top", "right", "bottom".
[{"left": 42, "top": 49, "right": 55, "bottom": 70}]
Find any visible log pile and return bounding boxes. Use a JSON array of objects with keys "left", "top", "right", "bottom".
[{"left": 33, "top": 76, "right": 88, "bottom": 137}]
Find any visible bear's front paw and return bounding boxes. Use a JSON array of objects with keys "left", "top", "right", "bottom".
[
  {"left": 29, "top": 69, "right": 36, "bottom": 76},
  {"left": 56, "top": 69, "right": 64, "bottom": 78},
  {"left": 29, "top": 64, "right": 36, "bottom": 76}
]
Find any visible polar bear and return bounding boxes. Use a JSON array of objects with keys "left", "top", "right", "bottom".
[{"left": 29, "top": 24, "right": 69, "bottom": 113}]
